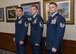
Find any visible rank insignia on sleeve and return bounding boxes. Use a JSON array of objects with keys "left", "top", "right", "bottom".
[
  {"left": 25, "top": 22, "right": 28, "bottom": 27},
  {"left": 60, "top": 23, "right": 65, "bottom": 28},
  {"left": 39, "top": 21, "right": 43, "bottom": 27}
]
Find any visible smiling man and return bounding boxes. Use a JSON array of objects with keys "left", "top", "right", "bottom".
[
  {"left": 46, "top": 2, "right": 66, "bottom": 54},
  {"left": 30, "top": 5, "right": 43, "bottom": 54},
  {"left": 13, "top": 7, "right": 28, "bottom": 54}
]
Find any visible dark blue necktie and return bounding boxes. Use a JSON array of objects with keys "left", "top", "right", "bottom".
[{"left": 47, "top": 16, "right": 52, "bottom": 26}]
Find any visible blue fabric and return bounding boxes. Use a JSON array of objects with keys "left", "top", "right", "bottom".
[
  {"left": 46, "top": 13, "right": 66, "bottom": 54},
  {"left": 30, "top": 14, "right": 43, "bottom": 45},
  {"left": 15, "top": 14, "right": 28, "bottom": 54},
  {"left": 30, "top": 14, "right": 43, "bottom": 54}
]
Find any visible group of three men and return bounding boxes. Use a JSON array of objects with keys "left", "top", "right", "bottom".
[{"left": 13, "top": 2, "right": 66, "bottom": 54}]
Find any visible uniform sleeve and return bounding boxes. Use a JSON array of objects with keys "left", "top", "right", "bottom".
[
  {"left": 36, "top": 17, "right": 44, "bottom": 44},
  {"left": 20, "top": 18, "right": 28, "bottom": 41},
  {"left": 53, "top": 17, "right": 66, "bottom": 49}
]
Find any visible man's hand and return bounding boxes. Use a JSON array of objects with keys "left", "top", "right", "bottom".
[
  {"left": 52, "top": 47, "right": 57, "bottom": 53},
  {"left": 19, "top": 40, "right": 24, "bottom": 45},
  {"left": 13, "top": 38, "right": 15, "bottom": 42}
]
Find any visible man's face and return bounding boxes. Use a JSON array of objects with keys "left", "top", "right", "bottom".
[
  {"left": 16, "top": 9, "right": 23, "bottom": 17},
  {"left": 30, "top": 7, "right": 38, "bottom": 15},
  {"left": 49, "top": 4, "right": 58, "bottom": 14}
]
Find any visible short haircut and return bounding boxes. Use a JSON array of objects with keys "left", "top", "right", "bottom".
[
  {"left": 49, "top": 2, "right": 57, "bottom": 7},
  {"left": 16, "top": 7, "right": 23, "bottom": 11},
  {"left": 31, "top": 5, "right": 38, "bottom": 9}
]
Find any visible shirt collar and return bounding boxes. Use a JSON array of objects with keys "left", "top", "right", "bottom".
[
  {"left": 52, "top": 12, "right": 57, "bottom": 17},
  {"left": 33, "top": 13, "right": 37, "bottom": 18},
  {"left": 18, "top": 15, "right": 23, "bottom": 19}
]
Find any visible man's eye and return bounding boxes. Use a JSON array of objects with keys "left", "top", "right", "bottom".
[{"left": 52, "top": 7, "right": 54, "bottom": 8}]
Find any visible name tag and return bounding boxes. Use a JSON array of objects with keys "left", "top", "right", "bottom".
[
  {"left": 18, "top": 19, "right": 22, "bottom": 24},
  {"left": 35, "top": 43, "right": 40, "bottom": 46}
]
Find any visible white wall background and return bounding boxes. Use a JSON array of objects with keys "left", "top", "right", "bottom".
[{"left": 0, "top": 0, "right": 76, "bottom": 41}]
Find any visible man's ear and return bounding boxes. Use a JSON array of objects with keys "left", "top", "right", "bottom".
[
  {"left": 22, "top": 12, "right": 24, "bottom": 15},
  {"left": 36, "top": 9, "right": 38, "bottom": 13},
  {"left": 57, "top": 7, "right": 58, "bottom": 11}
]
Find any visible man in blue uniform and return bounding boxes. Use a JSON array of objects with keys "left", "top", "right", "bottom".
[
  {"left": 13, "top": 7, "right": 28, "bottom": 54},
  {"left": 30, "top": 5, "right": 43, "bottom": 54},
  {"left": 46, "top": 2, "right": 66, "bottom": 54}
]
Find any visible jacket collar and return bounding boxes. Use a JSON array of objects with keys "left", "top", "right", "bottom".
[
  {"left": 33, "top": 13, "right": 37, "bottom": 18},
  {"left": 51, "top": 12, "right": 57, "bottom": 17}
]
